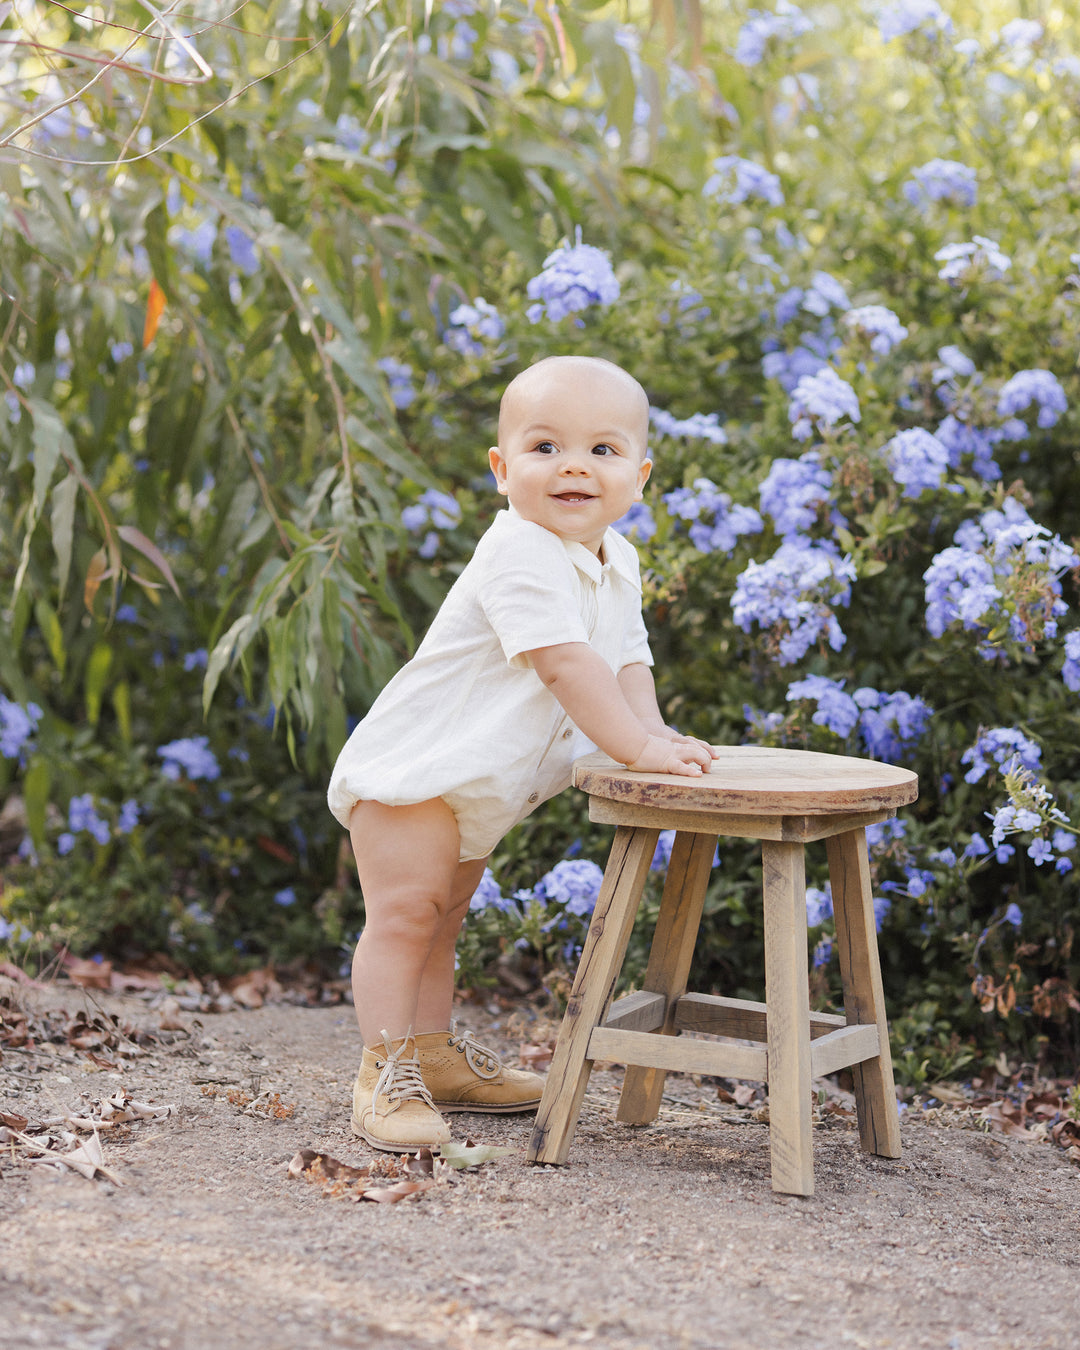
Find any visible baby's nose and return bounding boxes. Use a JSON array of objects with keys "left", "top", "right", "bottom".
[{"left": 559, "top": 454, "right": 592, "bottom": 474}]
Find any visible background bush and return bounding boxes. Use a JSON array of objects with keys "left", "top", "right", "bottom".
[{"left": 2, "top": 0, "right": 1078, "bottom": 1084}]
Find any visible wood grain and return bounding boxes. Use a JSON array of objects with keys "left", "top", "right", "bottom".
[{"left": 574, "top": 746, "right": 918, "bottom": 817}]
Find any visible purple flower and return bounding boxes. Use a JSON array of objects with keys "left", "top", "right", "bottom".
[
  {"left": 759, "top": 453, "right": 833, "bottom": 535},
  {"left": 273, "top": 887, "right": 297, "bottom": 907},
  {"left": 377, "top": 358, "right": 416, "bottom": 410},
  {"left": 996, "top": 370, "right": 1067, "bottom": 430},
  {"left": 879, "top": 0, "right": 952, "bottom": 43},
  {"left": 842, "top": 305, "right": 909, "bottom": 355},
  {"left": 732, "top": 539, "right": 855, "bottom": 664},
  {"left": 535, "top": 859, "right": 605, "bottom": 917},
  {"left": 786, "top": 675, "right": 859, "bottom": 738},
  {"left": 961, "top": 727, "right": 1042, "bottom": 785},
  {"left": 788, "top": 367, "right": 860, "bottom": 440},
  {"left": 1027, "top": 839, "right": 1054, "bottom": 866},
  {"left": 611, "top": 501, "right": 656, "bottom": 543},
  {"left": 57, "top": 832, "right": 76, "bottom": 856},
  {"left": 935, "top": 236, "right": 1011, "bottom": 284},
  {"left": 158, "top": 736, "right": 221, "bottom": 782},
  {"left": 663, "top": 478, "right": 763, "bottom": 555},
  {"left": 806, "top": 884, "right": 833, "bottom": 926},
  {"left": 225, "top": 226, "right": 259, "bottom": 276},
  {"left": 933, "top": 346, "right": 977, "bottom": 383},
  {"left": 885, "top": 427, "right": 950, "bottom": 497},
  {"left": 0, "top": 697, "right": 42, "bottom": 759},
  {"left": 1063, "top": 630, "right": 1080, "bottom": 691},
  {"left": 445, "top": 298, "right": 505, "bottom": 356},
  {"left": 855, "top": 689, "right": 933, "bottom": 761},
  {"left": 703, "top": 156, "right": 784, "bottom": 207},
  {"left": 801, "top": 271, "right": 850, "bottom": 316},
  {"left": 117, "top": 800, "right": 141, "bottom": 834},
  {"left": 999, "top": 19, "right": 1042, "bottom": 51},
  {"left": 902, "top": 159, "right": 978, "bottom": 209},
  {"left": 649, "top": 407, "right": 728, "bottom": 444},
  {"left": 734, "top": 2, "right": 813, "bottom": 65},
  {"left": 525, "top": 238, "right": 620, "bottom": 323},
  {"left": 1003, "top": 901, "right": 1024, "bottom": 926}
]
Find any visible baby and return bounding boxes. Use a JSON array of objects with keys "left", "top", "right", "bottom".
[{"left": 328, "top": 354, "right": 716, "bottom": 1151}]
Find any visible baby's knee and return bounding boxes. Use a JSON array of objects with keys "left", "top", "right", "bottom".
[{"left": 363, "top": 887, "right": 445, "bottom": 946}]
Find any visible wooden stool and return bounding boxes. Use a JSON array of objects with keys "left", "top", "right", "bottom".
[{"left": 526, "top": 746, "right": 919, "bottom": 1195}]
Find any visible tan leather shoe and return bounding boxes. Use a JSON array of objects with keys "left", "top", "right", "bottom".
[
  {"left": 351, "top": 1030, "right": 452, "bottom": 1152},
  {"left": 415, "top": 1022, "right": 544, "bottom": 1114}
]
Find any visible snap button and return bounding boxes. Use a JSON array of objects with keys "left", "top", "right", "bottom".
[
  {"left": 528, "top": 792, "right": 539, "bottom": 803},
  {"left": 562, "top": 728, "right": 573, "bottom": 740}
]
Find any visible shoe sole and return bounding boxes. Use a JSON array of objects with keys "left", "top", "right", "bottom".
[
  {"left": 432, "top": 1099, "right": 541, "bottom": 1114},
  {"left": 350, "top": 1112, "right": 450, "bottom": 1153}
]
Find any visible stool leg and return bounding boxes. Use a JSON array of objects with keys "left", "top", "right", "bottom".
[
  {"left": 527, "top": 825, "right": 659, "bottom": 1166},
  {"left": 826, "top": 827, "right": 902, "bottom": 1159},
  {"left": 762, "top": 839, "right": 814, "bottom": 1196},
  {"left": 617, "top": 830, "right": 717, "bottom": 1125}
]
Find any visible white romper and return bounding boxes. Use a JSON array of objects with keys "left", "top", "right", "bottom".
[{"left": 326, "top": 506, "right": 653, "bottom": 860}]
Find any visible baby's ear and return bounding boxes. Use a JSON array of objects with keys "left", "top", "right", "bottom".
[{"left": 488, "top": 446, "right": 509, "bottom": 494}]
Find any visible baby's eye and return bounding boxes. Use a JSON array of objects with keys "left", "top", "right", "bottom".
[
  {"left": 591, "top": 443, "right": 617, "bottom": 456},
  {"left": 533, "top": 440, "right": 558, "bottom": 454}
]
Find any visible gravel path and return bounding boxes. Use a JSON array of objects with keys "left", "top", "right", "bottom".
[{"left": 3, "top": 982, "right": 1078, "bottom": 1350}]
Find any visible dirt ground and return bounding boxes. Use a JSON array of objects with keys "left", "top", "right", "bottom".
[{"left": 2, "top": 975, "right": 1079, "bottom": 1350}]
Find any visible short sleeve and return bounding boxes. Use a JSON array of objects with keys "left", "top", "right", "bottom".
[
  {"left": 477, "top": 518, "right": 591, "bottom": 667},
  {"left": 621, "top": 605, "right": 654, "bottom": 669}
]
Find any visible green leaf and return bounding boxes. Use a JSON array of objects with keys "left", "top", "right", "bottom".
[
  {"left": 112, "top": 680, "right": 132, "bottom": 745},
  {"left": 50, "top": 472, "right": 80, "bottom": 600},
  {"left": 116, "top": 525, "right": 182, "bottom": 599},
  {"left": 85, "top": 643, "right": 113, "bottom": 728},
  {"left": 28, "top": 398, "right": 77, "bottom": 513},
  {"left": 22, "top": 758, "right": 52, "bottom": 849},
  {"left": 33, "top": 598, "right": 66, "bottom": 676}
]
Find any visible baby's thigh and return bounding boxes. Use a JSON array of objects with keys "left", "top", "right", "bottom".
[{"left": 348, "top": 797, "right": 464, "bottom": 906}]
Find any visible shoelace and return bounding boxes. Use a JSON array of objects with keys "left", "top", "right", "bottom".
[
  {"left": 372, "top": 1029, "right": 438, "bottom": 1114},
  {"left": 447, "top": 1021, "right": 501, "bottom": 1080}
]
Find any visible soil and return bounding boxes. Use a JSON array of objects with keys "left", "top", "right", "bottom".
[{"left": 2, "top": 975, "right": 1079, "bottom": 1350}]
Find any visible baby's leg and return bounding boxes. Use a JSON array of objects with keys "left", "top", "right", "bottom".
[{"left": 348, "top": 797, "right": 485, "bottom": 1046}]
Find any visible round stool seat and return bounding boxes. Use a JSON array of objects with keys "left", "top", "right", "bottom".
[{"left": 573, "top": 745, "right": 918, "bottom": 816}]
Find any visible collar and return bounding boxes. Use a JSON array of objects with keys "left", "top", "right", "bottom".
[{"left": 501, "top": 505, "right": 639, "bottom": 587}]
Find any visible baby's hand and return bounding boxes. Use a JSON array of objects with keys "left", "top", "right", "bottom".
[{"left": 627, "top": 734, "right": 714, "bottom": 777}]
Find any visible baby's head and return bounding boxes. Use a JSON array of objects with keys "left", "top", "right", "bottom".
[
  {"left": 489, "top": 356, "right": 652, "bottom": 555},
  {"left": 496, "top": 356, "right": 650, "bottom": 458}
]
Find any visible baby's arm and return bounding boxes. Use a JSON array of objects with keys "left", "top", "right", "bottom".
[{"left": 528, "top": 643, "right": 715, "bottom": 776}]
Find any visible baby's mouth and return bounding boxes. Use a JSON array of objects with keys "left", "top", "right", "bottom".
[{"left": 553, "top": 491, "right": 595, "bottom": 503}]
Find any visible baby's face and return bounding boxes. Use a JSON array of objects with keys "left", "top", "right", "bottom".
[{"left": 489, "top": 362, "right": 652, "bottom": 556}]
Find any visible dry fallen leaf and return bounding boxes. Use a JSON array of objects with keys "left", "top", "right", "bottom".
[
  {"left": 439, "top": 1139, "right": 517, "bottom": 1170},
  {"left": 157, "top": 998, "right": 189, "bottom": 1033}
]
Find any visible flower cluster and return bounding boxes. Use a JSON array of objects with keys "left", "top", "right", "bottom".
[
  {"left": 611, "top": 502, "right": 656, "bottom": 543},
  {"left": 884, "top": 427, "right": 951, "bottom": 497},
  {"left": 0, "top": 697, "right": 42, "bottom": 760},
  {"left": 56, "top": 793, "right": 140, "bottom": 855},
  {"left": 842, "top": 305, "right": 908, "bottom": 356},
  {"left": 1063, "top": 631, "right": 1080, "bottom": 692},
  {"left": 932, "top": 345, "right": 977, "bottom": 385},
  {"left": 902, "top": 159, "right": 978, "bottom": 209},
  {"left": 444, "top": 298, "right": 505, "bottom": 356},
  {"left": 525, "top": 239, "right": 620, "bottom": 323},
  {"left": 534, "top": 859, "right": 605, "bottom": 917},
  {"left": 377, "top": 357, "right": 417, "bottom": 410},
  {"left": 924, "top": 498, "right": 1077, "bottom": 649},
  {"left": 996, "top": 370, "right": 1067, "bottom": 430},
  {"left": 986, "top": 761, "right": 1074, "bottom": 871},
  {"left": 703, "top": 156, "right": 784, "bottom": 207},
  {"left": 664, "top": 478, "right": 764, "bottom": 555},
  {"left": 783, "top": 675, "right": 932, "bottom": 760},
  {"left": 732, "top": 539, "right": 855, "bottom": 664},
  {"left": 469, "top": 867, "right": 519, "bottom": 914},
  {"left": 961, "top": 727, "right": 1042, "bottom": 784},
  {"left": 649, "top": 407, "right": 728, "bottom": 444},
  {"left": 758, "top": 452, "right": 833, "bottom": 536},
  {"left": 734, "top": 2, "right": 813, "bottom": 66},
  {"left": 401, "top": 489, "right": 462, "bottom": 559},
  {"left": 158, "top": 736, "right": 222, "bottom": 782},
  {"left": 879, "top": 0, "right": 952, "bottom": 44},
  {"left": 788, "top": 367, "right": 860, "bottom": 440},
  {"left": 935, "top": 236, "right": 1011, "bottom": 284}
]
